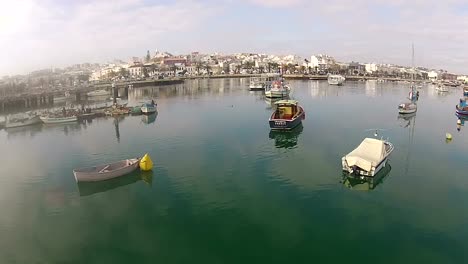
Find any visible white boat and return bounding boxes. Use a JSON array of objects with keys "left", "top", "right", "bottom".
[
  {"left": 328, "top": 74, "right": 345, "bottom": 85},
  {"left": 398, "top": 102, "right": 417, "bottom": 114},
  {"left": 87, "top": 89, "right": 109, "bottom": 97},
  {"left": 141, "top": 102, "right": 157, "bottom": 114},
  {"left": 40, "top": 115, "right": 78, "bottom": 124},
  {"left": 5, "top": 113, "right": 42, "bottom": 128},
  {"left": 342, "top": 138, "right": 394, "bottom": 177},
  {"left": 73, "top": 158, "right": 140, "bottom": 182},
  {"left": 249, "top": 74, "right": 279, "bottom": 91},
  {"left": 435, "top": 85, "right": 449, "bottom": 93},
  {"left": 265, "top": 80, "right": 290, "bottom": 98}
]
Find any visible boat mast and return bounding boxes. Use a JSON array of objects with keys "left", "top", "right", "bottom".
[{"left": 411, "top": 43, "right": 414, "bottom": 85}]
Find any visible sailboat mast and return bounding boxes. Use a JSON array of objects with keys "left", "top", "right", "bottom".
[{"left": 411, "top": 43, "right": 414, "bottom": 83}]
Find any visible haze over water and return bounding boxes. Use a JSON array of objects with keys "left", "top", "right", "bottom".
[{"left": 0, "top": 79, "right": 467, "bottom": 263}]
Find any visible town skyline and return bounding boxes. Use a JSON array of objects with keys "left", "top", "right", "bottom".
[{"left": 2, "top": 0, "right": 468, "bottom": 75}]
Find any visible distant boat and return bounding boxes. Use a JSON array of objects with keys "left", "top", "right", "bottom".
[
  {"left": 141, "top": 102, "right": 157, "bottom": 114},
  {"left": 398, "top": 102, "right": 417, "bottom": 114},
  {"left": 269, "top": 100, "right": 305, "bottom": 130},
  {"left": 463, "top": 86, "right": 468, "bottom": 96},
  {"left": 456, "top": 98, "right": 468, "bottom": 116},
  {"left": 249, "top": 74, "right": 279, "bottom": 91},
  {"left": 342, "top": 137, "right": 394, "bottom": 177},
  {"left": 40, "top": 115, "right": 78, "bottom": 124},
  {"left": 5, "top": 113, "right": 41, "bottom": 128},
  {"left": 73, "top": 158, "right": 140, "bottom": 182},
  {"left": 328, "top": 74, "right": 345, "bottom": 85},
  {"left": 265, "top": 80, "right": 290, "bottom": 98},
  {"left": 436, "top": 85, "right": 449, "bottom": 93},
  {"left": 87, "top": 89, "right": 109, "bottom": 97}
]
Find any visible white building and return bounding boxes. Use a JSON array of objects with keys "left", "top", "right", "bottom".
[
  {"left": 309, "top": 54, "right": 335, "bottom": 71},
  {"left": 365, "top": 63, "right": 378, "bottom": 73},
  {"left": 428, "top": 71, "right": 438, "bottom": 81},
  {"left": 128, "top": 65, "right": 143, "bottom": 77},
  {"left": 457, "top": 75, "right": 468, "bottom": 83}
]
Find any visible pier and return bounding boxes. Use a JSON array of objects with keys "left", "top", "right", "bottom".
[{"left": 0, "top": 78, "right": 184, "bottom": 113}]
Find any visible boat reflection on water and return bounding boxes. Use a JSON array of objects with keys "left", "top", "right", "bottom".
[
  {"left": 456, "top": 114, "right": 467, "bottom": 131},
  {"left": 269, "top": 124, "right": 303, "bottom": 149},
  {"left": 142, "top": 112, "right": 158, "bottom": 124},
  {"left": 342, "top": 164, "right": 392, "bottom": 191},
  {"left": 398, "top": 112, "right": 416, "bottom": 128},
  {"left": 5, "top": 123, "right": 43, "bottom": 139},
  {"left": 77, "top": 171, "right": 153, "bottom": 197}
]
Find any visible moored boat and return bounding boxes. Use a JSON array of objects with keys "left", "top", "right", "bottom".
[
  {"left": 141, "top": 102, "right": 157, "bottom": 114},
  {"left": 328, "top": 74, "right": 345, "bottom": 85},
  {"left": 249, "top": 74, "right": 279, "bottom": 91},
  {"left": 463, "top": 86, "right": 468, "bottom": 96},
  {"left": 73, "top": 158, "right": 140, "bottom": 182},
  {"left": 436, "top": 85, "right": 449, "bottom": 93},
  {"left": 5, "top": 113, "right": 42, "bottom": 128},
  {"left": 269, "top": 100, "right": 305, "bottom": 130},
  {"left": 456, "top": 98, "right": 468, "bottom": 116},
  {"left": 40, "top": 115, "right": 78, "bottom": 124},
  {"left": 265, "top": 80, "right": 290, "bottom": 98},
  {"left": 342, "top": 137, "right": 394, "bottom": 177},
  {"left": 87, "top": 89, "right": 109, "bottom": 97},
  {"left": 398, "top": 102, "right": 417, "bottom": 114}
]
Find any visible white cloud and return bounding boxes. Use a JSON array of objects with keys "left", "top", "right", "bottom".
[{"left": 0, "top": 0, "right": 214, "bottom": 75}]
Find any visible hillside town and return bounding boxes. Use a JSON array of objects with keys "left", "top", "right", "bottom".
[{"left": 1, "top": 50, "right": 467, "bottom": 97}]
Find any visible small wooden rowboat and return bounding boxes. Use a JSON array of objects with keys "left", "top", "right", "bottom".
[{"left": 73, "top": 158, "right": 140, "bottom": 182}]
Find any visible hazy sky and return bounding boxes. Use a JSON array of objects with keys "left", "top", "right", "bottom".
[{"left": 1, "top": 0, "right": 468, "bottom": 76}]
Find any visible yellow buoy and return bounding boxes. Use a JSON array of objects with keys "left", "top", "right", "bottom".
[
  {"left": 446, "top": 133, "right": 452, "bottom": 140},
  {"left": 139, "top": 153, "right": 153, "bottom": 171}
]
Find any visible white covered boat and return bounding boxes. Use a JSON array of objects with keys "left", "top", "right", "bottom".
[
  {"left": 342, "top": 138, "right": 394, "bottom": 177},
  {"left": 87, "top": 89, "right": 109, "bottom": 97},
  {"left": 40, "top": 115, "right": 78, "bottom": 124},
  {"left": 265, "top": 80, "right": 290, "bottom": 98},
  {"left": 73, "top": 158, "right": 140, "bottom": 182},
  {"left": 328, "top": 74, "right": 345, "bottom": 85},
  {"left": 398, "top": 102, "right": 417, "bottom": 114},
  {"left": 5, "top": 113, "right": 42, "bottom": 128}
]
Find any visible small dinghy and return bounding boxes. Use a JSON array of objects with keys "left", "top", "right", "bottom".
[
  {"left": 73, "top": 158, "right": 140, "bottom": 182},
  {"left": 398, "top": 102, "right": 417, "bottom": 114},
  {"left": 342, "top": 138, "right": 394, "bottom": 177}
]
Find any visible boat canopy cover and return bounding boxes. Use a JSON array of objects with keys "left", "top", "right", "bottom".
[
  {"left": 344, "top": 138, "right": 386, "bottom": 172},
  {"left": 274, "top": 100, "right": 298, "bottom": 106}
]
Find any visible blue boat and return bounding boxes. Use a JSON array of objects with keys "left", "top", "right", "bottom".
[
  {"left": 456, "top": 98, "right": 468, "bottom": 116},
  {"left": 269, "top": 100, "right": 305, "bottom": 130}
]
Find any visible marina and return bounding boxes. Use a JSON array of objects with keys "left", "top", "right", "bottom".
[{"left": 0, "top": 78, "right": 467, "bottom": 263}]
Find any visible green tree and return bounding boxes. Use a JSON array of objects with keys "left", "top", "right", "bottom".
[{"left": 119, "top": 68, "right": 129, "bottom": 78}]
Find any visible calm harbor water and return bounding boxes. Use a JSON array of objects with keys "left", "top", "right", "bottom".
[{"left": 0, "top": 79, "right": 467, "bottom": 263}]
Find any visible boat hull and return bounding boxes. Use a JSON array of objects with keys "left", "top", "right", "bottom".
[
  {"left": 5, "top": 115, "right": 42, "bottom": 128},
  {"left": 249, "top": 84, "right": 265, "bottom": 91},
  {"left": 456, "top": 107, "right": 468, "bottom": 116},
  {"left": 265, "top": 89, "right": 290, "bottom": 98},
  {"left": 398, "top": 108, "right": 417, "bottom": 114},
  {"left": 141, "top": 106, "right": 157, "bottom": 114},
  {"left": 73, "top": 158, "right": 140, "bottom": 182},
  {"left": 40, "top": 116, "right": 78, "bottom": 124},
  {"left": 269, "top": 106, "right": 305, "bottom": 130}
]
